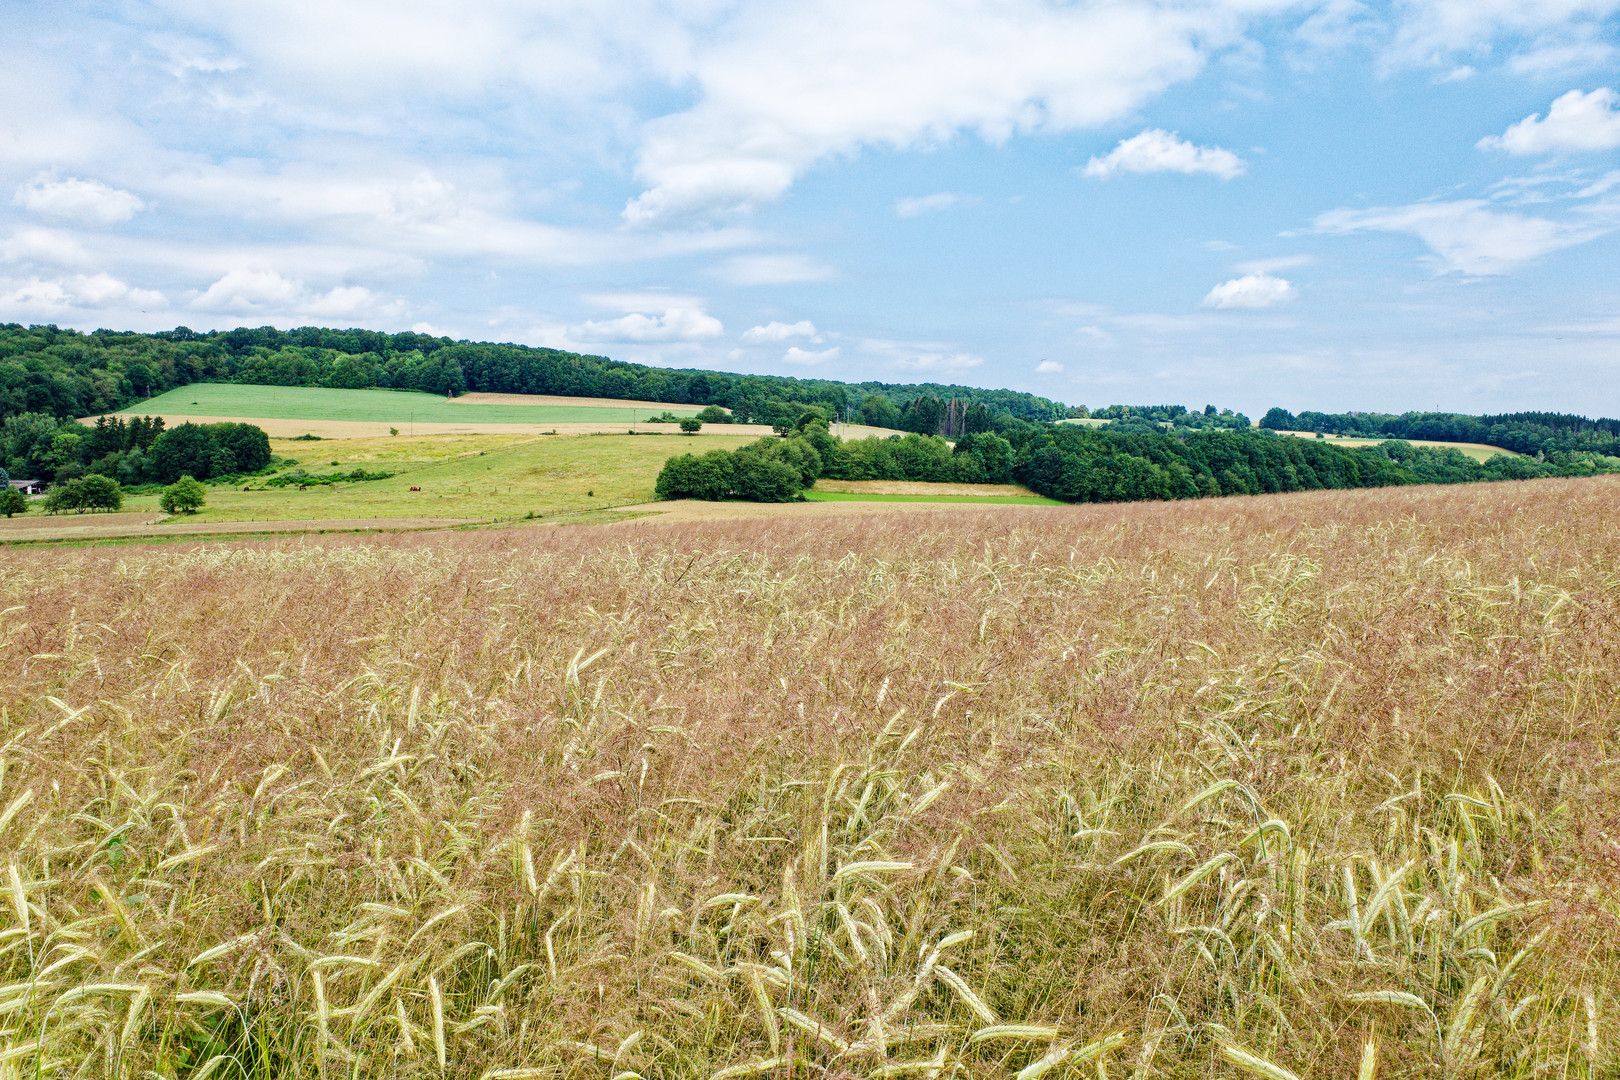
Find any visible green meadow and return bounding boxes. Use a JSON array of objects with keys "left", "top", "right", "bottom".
[{"left": 119, "top": 383, "right": 701, "bottom": 424}]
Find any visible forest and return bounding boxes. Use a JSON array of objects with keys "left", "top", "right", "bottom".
[
  {"left": 0, "top": 412, "right": 271, "bottom": 485},
  {"left": 1260, "top": 405, "right": 1620, "bottom": 458},
  {"left": 0, "top": 323, "right": 1068, "bottom": 429},
  {"left": 658, "top": 412, "right": 1620, "bottom": 503}
]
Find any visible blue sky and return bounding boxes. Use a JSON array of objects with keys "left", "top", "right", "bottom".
[{"left": 3, "top": 1, "right": 1619, "bottom": 417}]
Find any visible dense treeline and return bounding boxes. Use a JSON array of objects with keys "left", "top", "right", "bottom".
[
  {"left": 0, "top": 412, "right": 270, "bottom": 485},
  {"left": 0, "top": 323, "right": 1069, "bottom": 429},
  {"left": 658, "top": 411, "right": 1620, "bottom": 504},
  {"left": 1261, "top": 405, "right": 1620, "bottom": 458}
]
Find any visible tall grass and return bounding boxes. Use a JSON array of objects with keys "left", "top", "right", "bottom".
[{"left": 1, "top": 477, "right": 1616, "bottom": 1078}]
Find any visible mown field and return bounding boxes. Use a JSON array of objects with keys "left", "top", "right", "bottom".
[
  {"left": 117, "top": 431, "right": 765, "bottom": 524},
  {"left": 2, "top": 477, "right": 1617, "bottom": 1078},
  {"left": 120, "top": 385, "right": 704, "bottom": 425}
]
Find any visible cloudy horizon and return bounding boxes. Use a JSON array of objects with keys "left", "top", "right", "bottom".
[{"left": 3, "top": 1, "right": 1620, "bottom": 416}]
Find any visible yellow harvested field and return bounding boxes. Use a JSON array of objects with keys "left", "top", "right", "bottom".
[
  {"left": 4, "top": 475, "right": 1617, "bottom": 1077},
  {"left": 1273, "top": 428, "right": 1517, "bottom": 461}
]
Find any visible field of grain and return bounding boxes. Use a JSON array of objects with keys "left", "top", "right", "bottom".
[
  {"left": 2, "top": 477, "right": 1617, "bottom": 1078},
  {"left": 1271, "top": 431, "right": 1517, "bottom": 463}
]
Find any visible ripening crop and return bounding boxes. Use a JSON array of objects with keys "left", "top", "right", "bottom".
[{"left": 1, "top": 477, "right": 1616, "bottom": 1079}]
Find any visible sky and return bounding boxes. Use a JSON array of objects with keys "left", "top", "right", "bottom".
[{"left": 3, "top": 1, "right": 1620, "bottom": 417}]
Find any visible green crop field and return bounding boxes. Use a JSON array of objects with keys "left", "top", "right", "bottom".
[
  {"left": 119, "top": 383, "right": 702, "bottom": 424},
  {"left": 803, "top": 490, "right": 1063, "bottom": 505}
]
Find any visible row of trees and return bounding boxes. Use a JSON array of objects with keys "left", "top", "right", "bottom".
[
  {"left": 657, "top": 418, "right": 1620, "bottom": 505},
  {"left": 0, "top": 323, "right": 1070, "bottom": 429},
  {"left": 1260, "top": 406, "right": 1620, "bottom": 458},
  {"left": 0, "top": 412, "right": 271, "bottom": 485}
]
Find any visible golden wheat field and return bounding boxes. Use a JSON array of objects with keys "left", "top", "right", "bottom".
[{"left": 2, "top": 477, "right": 1618, "bottom": 1080}]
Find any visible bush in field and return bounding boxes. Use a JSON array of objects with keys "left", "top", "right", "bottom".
[
  {"left": 679, "top": 417, "right": 702, "bottom": 433},
  {"left": 160, "top": 475, "right": 207, "bottom": 514},
  {"left": 695, "top": 404, "right": 730, "bottom": 424},
  {"left": 42, "top": 473, "right": 122, "bottom": 513},
  {"left": 0, "top": 486, "right": 25, "bottom": 517}
]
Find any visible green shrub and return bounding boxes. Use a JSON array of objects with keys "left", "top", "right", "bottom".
[{"left": 160, "top": 475, "right": 207, "bottom": 514}]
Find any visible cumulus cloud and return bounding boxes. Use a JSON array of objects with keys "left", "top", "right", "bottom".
[
  {"left": 863, "top": 339, "right": 983, "bottom": 372},
  {"left": 14, "top": 176, "right": 144, "bottom": 223},
  {"left": 571, "top": 306, "right": 725, "bottom": 343},
  {"left": 1385, "top": 0, "right": 1620, "bottom": 70},
  {"left": 621, "top": 1, "right": 1266, "bottom": 223},
  {"left": 1083, "top": 129, "right": 1246, "bottom": 180},
  {"left": 895, "top": 192, "right": 963, "bottom": 217},
  {"left": 1478, "top": 88, "right": 1620, "bottom": 155},
  {"left": 783, "top": 345, "right": 840, "bottom": 365},
  {"left": 191, "top": 267, "right": 401, "bottom": 318},
  {"left": 1313, "top": 200, "right": 1614, "bottom": 275},
  {"left": 3, "top": 272, "right": 164, "bottom": 311},
  {"left": 1036, "top": 359, "right": 1063, "bottom": 373},
  {"left": 711, "top": 253, "right": 836, "bottom": 285},
  {"left": 742, "top": 320, "right": 817, "bottom": 343},
  {"left": 1201, "top": 273, "right": 1296, "bottom": 308}
]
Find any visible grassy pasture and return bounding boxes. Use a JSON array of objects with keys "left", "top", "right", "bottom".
[
  {"left": 2, "top": 476, "right": 1617, "bottom": 1077},
  {"left": 120, "top": 384, "right": 704, "bottom": 425},
  {"left": 113, "top": 431, "right": 762, "bottom": 524}
]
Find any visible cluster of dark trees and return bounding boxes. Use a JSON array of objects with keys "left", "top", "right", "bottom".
[
  {"left": 658, "top": 410, "right": 1620, "bottom": 504},
  {"left": 43, "top": 474, "right": 123, "bottom": 513},
  {"left": 1260, "top": 406, "right": 1620, "bottom": 459},
  {"left": 0, "top": 323, "right": 1069, "bottom": 430},
  {"left": 1091, "top": 404, "right": 1253, "bottom": 433},
  {"left": 0, "top": 412, "right": 271, "bottom": 485}
]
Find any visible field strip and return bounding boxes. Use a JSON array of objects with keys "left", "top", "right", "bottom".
[
  {"left": 1273, "top": 429, "right": 1519, "bottom": 460},
  {"left": 814, "top": 479, "right": 1042, "bottom": 497},
  {"left": 0, "top": 515, "right": 478, "bottom": 545},
  {"left": 93, "top": 414, "right": 782, "bottom": 439},
  {"left": 804, "top": 491, "right": 1062, "bottom": 504}
]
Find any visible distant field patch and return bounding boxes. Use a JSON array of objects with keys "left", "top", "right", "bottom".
[
  {"left": 454, "top": 391, "right": 706, "bottom": 411},
  {"left": 116, "top": 384, "right": 703, "bottom": 425},
  {"left": 815, "top": 479, "right": 1041, "bottom": 497},
  {"left": 805, "top": 491, "right": 1062, "bottom": 505},
  {"left": 1273, "top": 429, "right": 1519, "bottom": 462}
]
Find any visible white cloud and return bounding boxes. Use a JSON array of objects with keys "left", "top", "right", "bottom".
[
  {"left": 621, "top": 1, "right": 1277, "bottom": 223},
  {"left": 1082, "top": 129, "right": 1246, "bottom": 180},
  {"left": 0, "top": 228, "right": 91, "bottom": 266},
  {"left": 1036, "top": 359, "right": 1063, "bottom": 373},
  {"left": 3, "top": 272, "right": 165, "bottom": 311},
  {"left": 1313, "top": 200, "right": 1616, "bottom": 275},
  {"left": 571, "top": 306, "right": 724, "bottom": 343},
  {"left": 1479, "top": 88, "right": 1620, "bottom": 155},
  {"left": 14, "top": 176, "right": 145, "bottom": 223},
  {"left": 1202, "top": 273, "right": 1296, "bottom": 308},
  {"left": 711, "top": 253, "right": 836, "bottom": 285},
  {"left": 1384, "top": 0, "right": 1620, "bottom": 70},
  {"left": 742, "top": 320, "right": 817, "bottom": 343},
  {"left": 191, "top": 267, "right": 401, "bottom": 318},
  {"left": 863, "top": 339, "right": 983, "bottom": 371},
  {"left": 1507, "top": 40, "right": 1617, "bottom": 77},
  {"left": 895, "top": 192, "right": 963, "bottom": 217},
  {"left": 1235, "top": 254, "right": 1315, "bottom": 274},
  {"left": 783, "top": 345, "right": 840, "bottom": 365}
]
